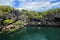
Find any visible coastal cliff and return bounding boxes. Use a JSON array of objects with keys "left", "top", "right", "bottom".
[{"left": 0, "top": 6, "right": 60, "bottom": 32}]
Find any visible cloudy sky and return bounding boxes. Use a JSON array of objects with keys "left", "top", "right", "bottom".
[{"left": 0, "top": 0, "right": 60, "bottom": 11}]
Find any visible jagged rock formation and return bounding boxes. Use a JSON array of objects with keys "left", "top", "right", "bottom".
[
  {"left": 27, "top": 13, "right": 60, "bottom": 26},
  {"left": 0, "top": 6, "right": 60, "bottom": 32}
]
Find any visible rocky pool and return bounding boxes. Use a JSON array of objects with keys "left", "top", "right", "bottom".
[{"left": 0, "top": 26, "right": 60, "bottom": 40}]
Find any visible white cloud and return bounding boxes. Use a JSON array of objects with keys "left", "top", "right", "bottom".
[
  {"left": 19, "top": 0, "right": 27, "bottom": 2},
  {"left": 0, "top": 0, "right": 14, "bottom": 6},
  {"left": 18, "top": 0, "right": 60, "bottom": 11},
  {"left": 18, "top": 2, "right": 50, "bottom": 10},
  {"left": 0, "top": 0, "right": 60, "bottom": 11},
  {"left": 52, "top": 2, "right": 60, "bottom": 6}
]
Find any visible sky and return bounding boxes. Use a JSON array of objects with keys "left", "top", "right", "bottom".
[{"left": 0, "top": 0, "right": 60, "bottom": 11}]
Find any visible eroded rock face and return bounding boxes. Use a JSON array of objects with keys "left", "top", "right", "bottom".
[
  {"left": 43, "top": 13, "right": 60, "bottom": 25},
  {"left": 0, "top": 8, "right": 60, "bottom": 32},
  {"left": 54, "top": 17, "right": 60, "bottom": 22},
  {"left": 27, "top": 13, "right": 60, "bottom": 26},
  {"left": 0, "top": 10, "right": 22, "bottom": 31}
]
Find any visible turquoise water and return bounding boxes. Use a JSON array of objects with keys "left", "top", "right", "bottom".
[{"left": 0, "top": 26, "right": 60, "bottom": 40}]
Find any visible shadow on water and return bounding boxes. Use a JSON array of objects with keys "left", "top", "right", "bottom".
[{"left": 0, "top": 26, "right": 60, "bottom": 40}]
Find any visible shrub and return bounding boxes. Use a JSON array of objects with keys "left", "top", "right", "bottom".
[{"left": 3, "top": 19, "right": 14, "bottom": 24}]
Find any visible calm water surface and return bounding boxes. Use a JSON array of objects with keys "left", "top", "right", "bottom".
[{"left": 0, "top": 26, "right": 60, "bottom": 40}]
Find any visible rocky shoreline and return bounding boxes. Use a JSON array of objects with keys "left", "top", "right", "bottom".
[{"left": 0, "top": 6, "right": 60, "bottom": 32}]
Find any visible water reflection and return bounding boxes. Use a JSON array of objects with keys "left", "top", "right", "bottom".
[
  {"left": 20, "top": 33, "right": 47, "bottom": 40},
  {"left": 0, "top": 27, "right": 60, "bottom": 40}
]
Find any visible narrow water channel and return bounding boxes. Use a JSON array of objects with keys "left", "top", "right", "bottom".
[{"left": 0, "top": 26, "right": 60, "bottom": 40}]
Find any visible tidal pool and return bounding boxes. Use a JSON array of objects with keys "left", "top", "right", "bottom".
[{"left": 0, "top": 26, "right": 60, "bottom": 40}]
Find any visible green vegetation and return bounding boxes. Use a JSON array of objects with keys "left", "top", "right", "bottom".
[
  {"left": 0, "top": 6, "right": 14, "bottom": 16},
  {"left": 3, "top": 19, "right": 14, "bottom": 24},
  {"left": 0, "top": 6, "right": 60, "bottom": 33},
  {"left": 13, "top": 20, "right": 24, "bottom": 25}
]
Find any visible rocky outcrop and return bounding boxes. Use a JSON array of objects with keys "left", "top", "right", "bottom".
[
  {"left": 27, "top": 13, "right": 60, "bottom": 26},
  {"left": 0, "top": 6, "right": 60, "bottom": 32},
  {"left": 0, "top": 10, "right": 22, "bottom": 30}
]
